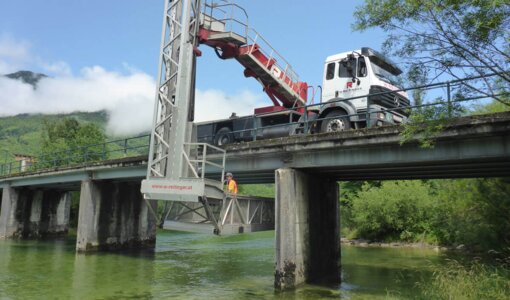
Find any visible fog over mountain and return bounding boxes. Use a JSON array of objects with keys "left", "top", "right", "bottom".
[
  {"left": 0, "top": 69, "right": 262, "bottom": 136},
  {"left": 0, "top": 34, "right": 265, "bottom": 136}
]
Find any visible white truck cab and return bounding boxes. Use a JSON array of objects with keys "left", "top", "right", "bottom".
[{"left": 318, "top": 47, "right": 410, "bottom": 132}]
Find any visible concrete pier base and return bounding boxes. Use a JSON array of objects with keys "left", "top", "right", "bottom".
[
  {"left": 76, "top": 180, "right": 157, "bottom": 252},
  {"left": 0, "top": 186, "right": 71, "bottom": 239},
  {"left": 274, "top": 168, "right": 340, "bottom": 290},
  {"left": 0, "top": 186, "right": 20, "bottom": 239}
]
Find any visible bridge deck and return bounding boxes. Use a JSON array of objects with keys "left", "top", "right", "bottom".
[{"left": 1, "top": 112, "right": 509, "bottom": 188}]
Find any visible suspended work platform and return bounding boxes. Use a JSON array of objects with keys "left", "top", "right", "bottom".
[
  {"left": 142, "top": 0, "right": 287, "bottom": 234},
  {"left": 162, "top": 194, "right": 275, "bottom": 235}
]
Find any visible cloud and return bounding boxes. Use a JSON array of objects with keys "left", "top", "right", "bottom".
[
  {"left": 0, "top": 34, "right": 266, "bottom": 136},
  {"left": 38, "top": 60, "right": 72, "bottom": 77},
  {"left": 0, "top": 69, "right": 266, "bottom": 137},
  {"left": 0, "top": 66, "right": 156, "bottom": 135},
  {"left": 0, "top": 69, "right": 264, "bottom": 136},
  {"left": 195, "top": 89, "right": 263, "bottom": 122}
]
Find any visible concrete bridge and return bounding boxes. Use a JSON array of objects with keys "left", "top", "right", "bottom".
[{"left": 0, "top": 112, "right": 509, "bottom": 289}]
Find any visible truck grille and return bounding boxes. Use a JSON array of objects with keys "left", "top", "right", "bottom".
[{"left": 368, "top": 86, "right": 410, "bottom": 117}]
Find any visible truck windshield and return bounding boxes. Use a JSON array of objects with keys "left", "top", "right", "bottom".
[{"left": 371, "top": 61, "right": 402, "bottom": 87}]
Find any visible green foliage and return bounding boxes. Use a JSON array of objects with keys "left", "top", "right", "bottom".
[
  {"left": 39, "top": 117, "right": 106, "bottom": 167},
  {"left": 0, "top": 111, "right": 108, "bottom": 160},
  {"left": 342, "top": 178, "right": 510, "bottom": 251},
  {"left": 420, "top": 260, "right": 510, "bottom": 300},
  {"left": 0, "top": 111, "right": 149, "bottom": 174},
  {"left": 400, "top": 101, "right": 464, "bottom": 148},
  {"left": 353, "top": 0, "right": 510, "bottom": 106},
  {"left": 473, "top": 99, "right": 510, "bottom": 114},
  {"left": 433, "top": 178, "right": 510, "bottom": 251},
  {"left": 238, "top": 184, "right": 274, "bottom": 198},
  {"left": 346, "top": 180, "right": 438, "bottom": 241}
]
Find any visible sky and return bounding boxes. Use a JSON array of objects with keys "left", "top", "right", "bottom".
[{"left": 0, "top": 0, "right": 389, "bottom": 135}]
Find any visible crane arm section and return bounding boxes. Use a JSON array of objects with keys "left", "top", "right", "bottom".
[{"left": 197, "top": 2, "right": 308, "bottom": 113}]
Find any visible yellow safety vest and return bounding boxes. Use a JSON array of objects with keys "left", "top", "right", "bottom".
[{"left": 228, "top": 179, "right": 238, "bottom": 194}]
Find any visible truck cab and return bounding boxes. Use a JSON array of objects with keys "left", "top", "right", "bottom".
[{"left": 318, "top": 47, "right": 410, "bottom": 132}]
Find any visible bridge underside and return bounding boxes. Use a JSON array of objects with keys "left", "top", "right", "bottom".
[
  {"left": 230, "top": 157, "right": 510, "bottom": 183},
  {"left": 223, "top": 114, "right": 510, "bottom": 183}
]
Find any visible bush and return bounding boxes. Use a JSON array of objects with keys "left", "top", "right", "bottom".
[
  {"left": 341, "top": 178, "right": 510, "bottom": 252},
  {"left": 433, "top": 178, "right": 510, "bottom": 251},
  {"left": 347, "top": 180, "right": 437, "bottom": 242}
]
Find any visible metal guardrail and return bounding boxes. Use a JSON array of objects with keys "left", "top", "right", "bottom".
[
  {"left": 0, "top": 73, "right": 506, "bottom": 177},
  {"left": 203, "top": 0, "right": 249, "bottom": 39},
  {"left": 194, "top": 72, "right": 506, "bottom": 142},
  {"left": 0, "top": 135, "right": 151, "bottom": 177}
]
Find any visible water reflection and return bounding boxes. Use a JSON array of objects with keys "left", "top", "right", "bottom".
[
  {"left": 71, "top": 250, "right": 155, "bottom": 299},
  {"left": 0, "top": 231, "right": 447, "bottom": 299}
]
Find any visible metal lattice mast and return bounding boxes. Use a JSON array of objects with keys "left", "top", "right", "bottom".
[
  {"left": 146, "top": 0, "right": 202, "bottom": 181},
  {"left": 142, "top": 0, "right": 226, "bottom": 204}
]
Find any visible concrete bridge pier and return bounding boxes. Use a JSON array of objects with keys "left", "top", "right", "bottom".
[
  {"left": 274, "top": 168, "right": 340, "bottom": 290},
  {"left": 76, "top": 180, "right": 157, "bottom": 252},
  {"left": 0, "top": 186, "right": 71, "bottom": 239}
]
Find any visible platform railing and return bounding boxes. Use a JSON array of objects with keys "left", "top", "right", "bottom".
[
  {"left": 203, "top": 0, "right": 304, "bottom": 102},
  {"left": 183, "top": 142, "right": 226, "bottom": 183},
  {"left": 203, "top": 0, "right": 249, "bottom": 39}
]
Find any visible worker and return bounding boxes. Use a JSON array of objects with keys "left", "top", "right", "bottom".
[{"left": 226, "top": 172, "right": 238, "bottom": 195}]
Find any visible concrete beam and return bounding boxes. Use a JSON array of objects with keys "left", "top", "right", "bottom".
[
  {"left": 76, "top": 180, "right": 157, "bottom": 252},
  {"left": 274, "top": 168, "right": 340, "bottom": 290}
]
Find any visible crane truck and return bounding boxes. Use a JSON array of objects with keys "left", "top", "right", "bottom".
[
  {"left": 141, "top": 0, "right": 410, "bottom": 231},
  {"left": 194, "top": 5, "right": 410, "bottom": 145}
]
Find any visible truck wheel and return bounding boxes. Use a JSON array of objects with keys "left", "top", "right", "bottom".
[
  {"left": 214, "top": 127, "right": 234, "bottom": 146},
  {"left": 320, "top": 110, "right": 351, "bottom": 133}
]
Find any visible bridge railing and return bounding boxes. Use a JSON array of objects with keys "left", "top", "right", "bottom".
[
  {"left": 0, "top": 73, "right": 506, "bottom": 177},
  {"left": 0, "top": 135, "right": 150, "bottom": 177}
]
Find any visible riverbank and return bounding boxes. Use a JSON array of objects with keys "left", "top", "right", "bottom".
[{"left": 341, "top": 237, "right": 466, "bottom": 252}]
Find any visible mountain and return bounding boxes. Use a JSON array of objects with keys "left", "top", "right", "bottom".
[
  {"left": 4, "top": 70, "right": 48, "bottom": 87},
  {"left": 1, "top": 71, "right": 106, "bottom": 158}
]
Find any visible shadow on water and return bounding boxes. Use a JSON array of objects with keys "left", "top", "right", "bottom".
[{"left": 0, "top": 230, "right": 447, "bottom": 299}]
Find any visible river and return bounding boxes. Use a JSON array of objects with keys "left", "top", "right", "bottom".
[{"left": 0, "top": 230, "right": 446, "bottom": 299}]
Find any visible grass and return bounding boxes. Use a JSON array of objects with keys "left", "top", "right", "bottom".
[{"left": 419, "top": 259, "right": 510, "bottom": 300}]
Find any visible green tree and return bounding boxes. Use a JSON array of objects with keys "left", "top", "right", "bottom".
[
  {"left": 347, "top": 180, "right": 438, "bottom": 242},
  {"left": 474, "top": 98, "right": 510, "bottom": 114},
  {"left": 353, "top": 0, "right": 510, "bottom": 105},
  {"left": 434, "top": 178, "right": 510, "bottom": 252},
  {"left": 39, "top": 117, "right": 106, "bottom": 167}
]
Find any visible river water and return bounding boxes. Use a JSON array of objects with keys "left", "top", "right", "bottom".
[{"left": 0, "top": 230, "right": 445, "bottom": 299}]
